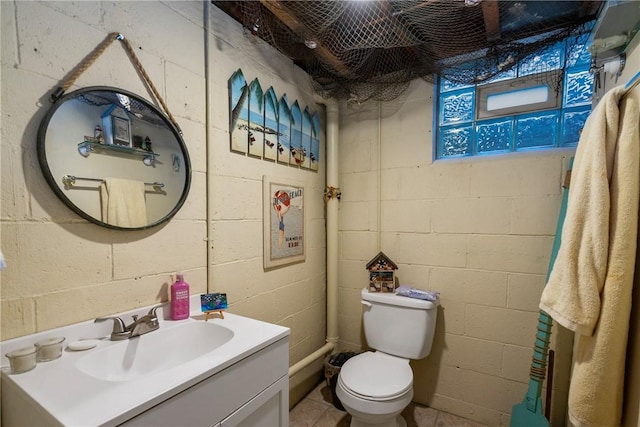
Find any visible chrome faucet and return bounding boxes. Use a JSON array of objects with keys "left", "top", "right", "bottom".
[
  {"left": 95, "top": 304, "right": 165, "bottom": 340},
  {"left": 94, "top": 316, "right": 129, "bottom": 341},
  {"left": 127, "top": 305, "right": 162, "bottom": 338}
]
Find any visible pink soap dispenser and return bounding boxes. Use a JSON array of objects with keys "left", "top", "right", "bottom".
[{"left": 170, "top": 272, "right": 190, "bottom": 320}]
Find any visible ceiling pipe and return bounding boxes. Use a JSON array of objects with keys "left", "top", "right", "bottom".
[{"left": 289, "top": 96, "right": 340, "bottom": 377}]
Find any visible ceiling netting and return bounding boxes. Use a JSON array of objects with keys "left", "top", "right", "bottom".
[{"left": 223, "top": 1, "right": 598, "bottom": 104}]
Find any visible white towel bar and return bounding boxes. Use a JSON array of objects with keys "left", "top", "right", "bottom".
[{"left": 62, "top": 174, "right": 164, "bottom": 189}]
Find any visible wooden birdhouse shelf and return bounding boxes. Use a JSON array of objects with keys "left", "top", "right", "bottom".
[{"left": 365, "top": 252, "right": 398, "bottom": 293}]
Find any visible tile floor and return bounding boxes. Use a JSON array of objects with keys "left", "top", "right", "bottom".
[{"left": 290, "top": 380, "right": 488, "bottom": 427}]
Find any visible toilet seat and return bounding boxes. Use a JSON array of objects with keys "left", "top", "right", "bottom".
[{"left": 339, "top": 352, "right": 412, "bottom": 401}]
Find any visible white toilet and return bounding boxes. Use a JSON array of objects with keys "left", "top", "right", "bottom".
[{"left": 336, "top": 288, "right": 438, "bottom": 427}]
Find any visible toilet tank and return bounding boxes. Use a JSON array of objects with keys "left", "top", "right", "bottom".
[{"left": 361, "top": 288, "right": 439, "bottom": 359}]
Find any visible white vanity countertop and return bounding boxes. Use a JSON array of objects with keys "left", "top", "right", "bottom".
[{"left": 0, "top": 298, "right": 290, "bottom": 427}]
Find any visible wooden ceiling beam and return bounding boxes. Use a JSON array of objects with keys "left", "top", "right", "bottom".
[
  {"left": 258, "top": 0, "right": 351, "bottom": 77},
  {"left": 481, "top": 0, "right": 501, "bottom": 42}
]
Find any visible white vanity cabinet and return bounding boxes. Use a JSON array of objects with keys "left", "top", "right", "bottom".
[
  {"left": 216, "top": 376, "right": 288, "bottom": 427},
  {"left": 1, "top": 309, "right": 290, "bottom": 427},
  {"left": 121, "top": 337, "right": 289, "bottom": 427}
]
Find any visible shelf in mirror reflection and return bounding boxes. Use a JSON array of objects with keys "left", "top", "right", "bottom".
[
  {"left": 38, "top": 86, "right": 191, "bottom": 230},
  {"left": 78, "top": 140, "right": 159, "bottom": 166}
]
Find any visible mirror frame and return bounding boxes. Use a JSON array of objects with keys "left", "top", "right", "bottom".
[{"left": 37, "top": 86, "right": 192, "bottom": 230}]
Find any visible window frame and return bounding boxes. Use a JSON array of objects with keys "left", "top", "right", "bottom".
[
  {"left": 433, "top": 32, "right": 593, "bottom": 160},
  {"left": 476, "top": 69, "right": 563, "bottom": 119}
]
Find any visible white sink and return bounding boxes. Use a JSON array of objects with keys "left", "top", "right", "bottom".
[
  {"left": 2, "top": 302, "right": 289, "bottom": 427},
  {"left": 76, "top": 321, "right": 234, "bottom": 381}
]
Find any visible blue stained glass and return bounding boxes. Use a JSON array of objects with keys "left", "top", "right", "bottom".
[
  {"left": 476, "top": 118, "right": 513, "bottom": 153},
  {"left": 440, "top": 77, "right": 473, "bottom": 93},
  {"left": 439, "top": 125, "right": 473, "bottom": 157},
  {"left": 566, "top": 33, "right": 591, "bottom": 67},
  {"left": 516, "top": 111, "right": 559, "bottom": 149},
  {"left": 469, "top": 55, "right": 518, "bottom": 85},
  {"left": 519, "top": 42, "right": 564, "bottom": 76},
  {"left": 439, "top": 89, "right": 475, "bottom": 126},
  {"left": 561, "top": 107, "right": 591, "bottom": 147},
  {"left": 564, "top": 67, "right": 593, "bottom": 107},
  {"left": 434, "top": 29, "right": 595, "bottom": 160},
  {"left": 479, "top": 67, "right": 517, "bottom": 85}
]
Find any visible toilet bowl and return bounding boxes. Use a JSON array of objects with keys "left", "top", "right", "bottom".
[
  {"left": 336, "top": 351, "right": 413, "bottom": 427},
  {"left": 336, "top": 289, "right": 439, "bottom": 427}
]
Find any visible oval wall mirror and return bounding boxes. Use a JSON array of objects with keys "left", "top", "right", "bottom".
[{"left": 37, "top": 86, "right": 191, "bottom": 230}]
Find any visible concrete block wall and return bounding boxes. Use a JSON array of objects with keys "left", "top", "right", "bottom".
[
  {"left": 337, "top": 79, "right": 576, "bottom": 426},
  {"left": 1, "top": 0, "right": 208, "bottom": 337},
  {"left": 0, "top": 0, "right": 326, "bottom": 401},
  {"left": 3, "top": 2, "right": 639, "bottom": 425}
]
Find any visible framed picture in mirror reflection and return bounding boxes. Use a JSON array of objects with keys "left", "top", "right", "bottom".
[
  {"left": 102, "top": 105, "right": 132, "bottom": 148},
  {"left": 112, "top": 116, "right": 131, "bottom": 147}
]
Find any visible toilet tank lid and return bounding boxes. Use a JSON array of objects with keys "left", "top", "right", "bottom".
[{"left": 361, "top": 288, "right": 439, "bottom": 309}]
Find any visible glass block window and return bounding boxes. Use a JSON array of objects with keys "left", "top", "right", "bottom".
[
  {"left": 476, "top": 117, "right": 513, "bottom": 154},
  {"left": 564, "top": 67, "right": 594, "bottom": 107},
  {"left": 439, "top": 125, "right": 473, "bottom": 157},
  {"left": 439, "top": 89, "right": 475, "bottom": 126},
  {"left": 518, "top": 41, "right": 565, "bottom": 76},
  {"left": 561, "top": 107, "right": 591, "bottom": 146},
  {"left": 516, "top": 111, "right": 560, "bottom": 149},
  {"left": 435, "top": 33, "right": 593, "bottom": 160}
]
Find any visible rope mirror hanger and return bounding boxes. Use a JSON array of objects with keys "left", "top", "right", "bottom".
[{"left": 49, "top": 32, "right": 181, "bottom": 135}]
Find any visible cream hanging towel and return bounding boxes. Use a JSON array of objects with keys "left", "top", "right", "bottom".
[
  {"left": 539, "top": 86, "right": 639, "bottom": 427},
  {"left": 100, "top": 177, "right": 148, "bottom": 228}
]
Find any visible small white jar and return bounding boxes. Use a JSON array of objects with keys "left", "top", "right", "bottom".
[
  {"left": 36, "top": 337, "right": 65, "bottom": 362},
  {"left": 6, "top": 346, "right": 37, "bottom": 374}
]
